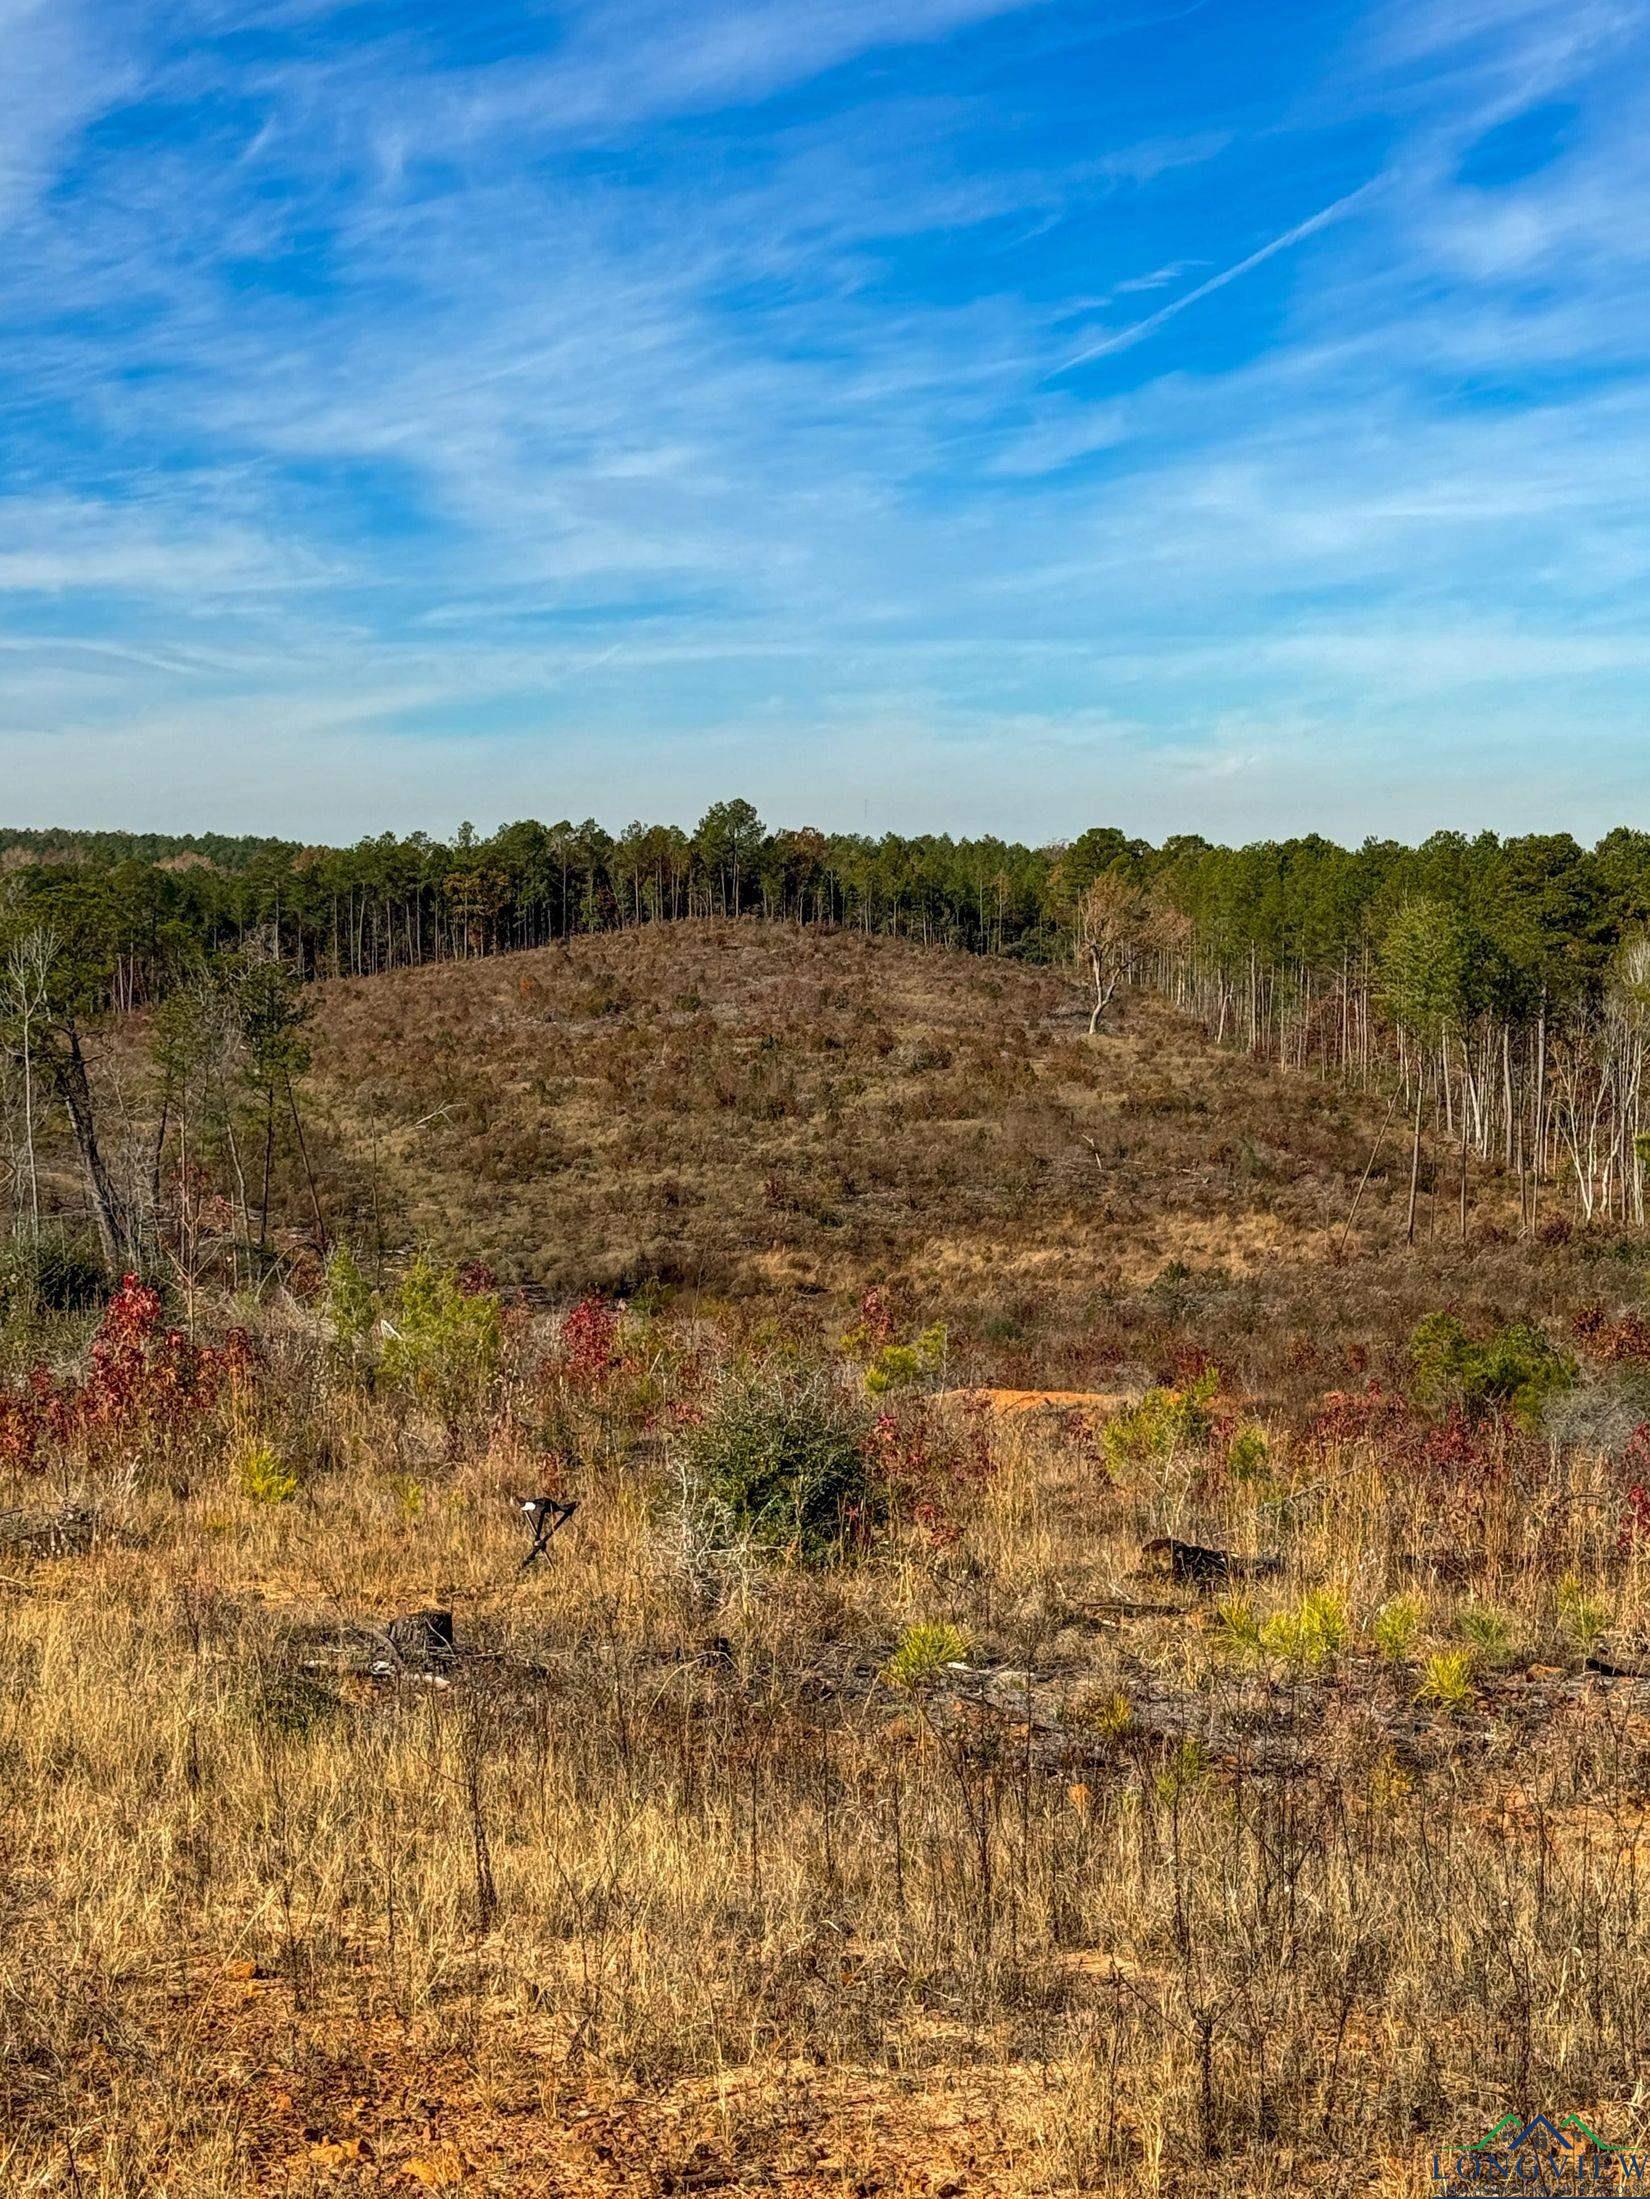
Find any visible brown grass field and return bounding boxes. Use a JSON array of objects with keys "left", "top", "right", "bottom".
[{"left": 7, "top": 924, "right": 1650, "bottom": 2195}]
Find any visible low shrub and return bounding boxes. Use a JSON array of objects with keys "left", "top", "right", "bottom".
[
  {"left": 1103, "top": 1371, "right": 1217, "bottom": 1471},
  {"left": 1455, "top": 1604, "right": 1519, "bottom": 1669},
  {"left": 684, "top": 1369, "right": 878, "bottom": 1561},
  {"left": 864, "top": 1322, "right": 947, "bottom": 1396},
  {"left": 839, "top": 1290, "right": 947, "bottom": 1394},
  {"left": 1372, "top": 1593, "right": 1425, "bottom": 1663},
  {"left": 379, "top": 1256, "right": 504, "bottom": 1419},
  {"left": 1557, "top": 1573, "right": 1612, "bottom": 1651},
  {"left": 1408, "top": 1312, "right": 1575, "bottom": 1427},
  {"left": 1215, "top": 1595, "right": 1262, "bottom": 1656},
  {"left": 323, "top": 1244, "right": 379, "bottom": 1375},
  {"left": 882, "top": 1620, "right": 969, "bottom": 1688},
  {"left": 1226, "top": 1424, "right": 1271, "bottom": 1484},
  {"left": 239, "top": 1443, "right": 299, "bottom": 1505},
  {"left": 1416, "top": 1648, "right": 1476, "bottom": 1709},
  {"left": 1259, "top": 1588, "right": 1347, "bottom": 1672}
]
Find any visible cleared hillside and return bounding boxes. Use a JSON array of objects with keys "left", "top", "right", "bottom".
[{"left": 302, "top": 921, "right": 1596, "bottom": 1401}]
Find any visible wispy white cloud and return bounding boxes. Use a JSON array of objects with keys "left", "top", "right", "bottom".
[
  {"left": 0, "top": 0, "right": 138, "bottom": 229},
  {"left": 1, "top": 0, "right": 1649, "bottom": 838},
  {"left": 333, "top": 0, "right": 1061, "bottom": 156}
]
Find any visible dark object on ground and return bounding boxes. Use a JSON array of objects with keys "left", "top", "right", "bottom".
[
  {"left": 0, "top": 1506, "right": 103, "bottom": 1558},
  {"left": 284, "top": 1605, "right": 467, "bottom": 1685},
  {"left": 1139, "top": 1537, "right": 1282, "bottom": 1588},
  {"left": 517, "top": 1495, "right": 578, "bottom": 1567},
  {"left": 384, "top": 1608, "right": 456, "bottom": 1665},
  {"left": 1587, "top": 1636, "right": 1650, "bottom": 1679}
]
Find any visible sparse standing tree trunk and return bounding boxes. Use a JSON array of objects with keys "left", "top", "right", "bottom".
[
  {"left": 5, "top": 930, "right": 55, "bottom": 1245},
  {"left": 50, "top": 1023, "right": 126, "bottom": 1273},
  {"left": 259, "top": 1082, "right": 276, "bottom": 1257},
  {"left": 222, "top": 1095, "right": 251, "bottom": 1290},
  {"left": 1532, "top": 989, "right": 1547, "bottom": 1215},
  {"left": 17, "top": 996, "right": 38, "bottom": 1243},
  {"left": 1088, "top": 945, "right": 1116, "bottom": 1035},
  {"left": 286, "top": 1071, "right": 327, "bottom": 1253}
]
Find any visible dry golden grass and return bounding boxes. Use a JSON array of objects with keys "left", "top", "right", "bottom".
[{"left": 2, "top": 1320, "right": 1649, "bottom": 2194}]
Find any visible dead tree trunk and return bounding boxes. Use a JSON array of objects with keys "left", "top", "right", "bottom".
[
  {"left": 1088, "top": 944, "right": 1119, "bottom": 1035},
  {"left": 49, "top": 1022, "right": 128, "bottom": 1272}
]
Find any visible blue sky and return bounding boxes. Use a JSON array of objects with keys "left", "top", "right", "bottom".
[{"left": 2, "top": 0, "right": 1648, "bottom": 843}]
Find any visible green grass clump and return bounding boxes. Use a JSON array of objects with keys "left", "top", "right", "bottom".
[
  {"left": 239, "top": 1444, "right": 298, "bottom": 1505},
  {"left": 1416, "top": 1648, "right": 1476, "bottom": 1709},
  {"left": 1372, "top": 1593, "right": 1425, "bottom": 1663},
  {"left": 1557, "top": 1573, "right": 1613, "bottom": 1651},
  {"left": 864, "top": 1323, "right": 948, "bottom": 1395},
  {"left": 1455, "top": 1604, "right": 1518, "bottom": 1669},
  {"left": 1259, "top": 1589, "right": 1347, "bottom": 1672},
  {"left": 882, "top": 1620, "right": 970, "bottom": 1689},
  {"left": 1215, "top": 1596, "right": 1263, "bottom": 1656},
  {"left": 1226, "top": 1425, "right": 1271, "bottom": 1484}
]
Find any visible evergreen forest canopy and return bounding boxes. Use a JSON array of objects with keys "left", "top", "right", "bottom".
[{"left": 5, "top": 806, "right": 1650, "bottom": 1019}]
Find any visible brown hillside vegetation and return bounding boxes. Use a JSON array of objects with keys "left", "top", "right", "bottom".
[
  {"left": 301, "top": 923, "right": 1610, "bottom": 1401},
  {"left": 306, "top": 922, "right": 1390, "bottom": 1314}
]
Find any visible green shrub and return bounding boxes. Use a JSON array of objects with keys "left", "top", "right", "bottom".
[
  {"left": 1416, "top": 1648, "right": 1475, "bottom": 1709},
  {"left": 1155, "top": 1737, "right": 1208, "bottom": 1801},
  {"left": 864, "top": 1322, "right": 947, "bottom": 1396},
  {"left": 323, "top": 1244, "right": 379, "bottom": 1373},
  {"left": 387, "top": 1474, "right": 425, "bottom": 1521},
  {"left": 1226, "top": 1425, "right": 1271, "bottom": 1484},
  {"left": 1259, "top": 1588, "right": 1348, "bottom": 1671},
  {"left": 1214, "top": 1595, "right": 1262, "bottom": 1656},
  {"left": 239, "top": 1443, "right": 299, "bottom": 1505},
  {"left": 1455, "top": 1604, "right": 1518, "bottom": 1669},
  {"left": 380, "top": 1256, "right": 503, "bottom": 1418},
  {"left": 1372, "top": 1593, "right": 1425, "bottom": 1663},
  {"left": 1069, "top": 1686, "right": 1134, "bottom": 1742},
  {"left": 1102, "top": 1371, "right": 1217, "bottom": 1472},
  {"left": 685, "top": 1370, "right": 877, "bottom": 1561},
  {"left": 1557, "top": 1573, "right": 1613, "bottom": 1651},
  {"left": 882, "top": 1620, "right": 969, "bottom": 1688},
  {"left": 1408, "top": 1312, "right": 1575, "bottom": 1426}
]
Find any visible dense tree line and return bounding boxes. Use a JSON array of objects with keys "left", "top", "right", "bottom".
[
  {"left": 0, "top": 802, "right": 1064, "bottom": 1001},
  {"left": 8, "top": 814, "right": 1646, "bottom": 1007},
  {"left": 1111, "top": 829, "right": 1650, "bottom": 1230}
]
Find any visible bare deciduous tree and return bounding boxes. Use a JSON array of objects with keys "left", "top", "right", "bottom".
[{"left": 1075, "top": 875, "right": 1142, "bottom": 1035}]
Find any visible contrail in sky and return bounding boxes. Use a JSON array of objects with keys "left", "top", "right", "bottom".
[{"left": 1055, "top": 175, "right": 1384, "bottom": 373}]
